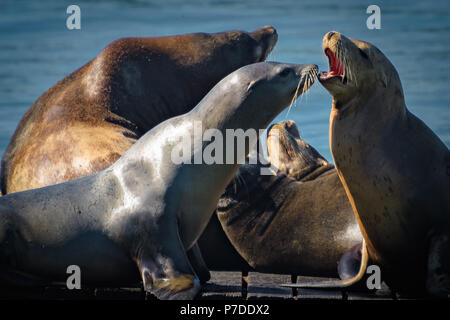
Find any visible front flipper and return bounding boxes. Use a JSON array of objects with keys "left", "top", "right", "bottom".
[
  {"left": 186, "top": 243, "right": 211, "bottom": 285},
  {"left": 427, "top": 232, "right": 450, "bottom": 297},
  {"left": 281, "top": 240, "right": 369, "bottom": 289},
  {"left": 137, "top": 223, "right": 201, "bottom": 300}
]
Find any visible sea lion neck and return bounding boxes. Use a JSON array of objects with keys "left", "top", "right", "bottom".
[
  {"left": 290, "top": 163, "right": 335, "bottom": 182},
  {"left": 190, "top": 81, "right": 252, "bottom": 131},
  {"left": 331, "top": 83, "right": 406, "bottom": 123}
]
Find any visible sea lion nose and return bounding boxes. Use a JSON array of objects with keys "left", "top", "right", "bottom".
[
  {"left": 327, "top": 31, "right": 335, "bottom": 41},
  {"left": 296, "top": 64, "right": 318, "bottom": 76},
  {"left": 251, "top": 25, "right": 277, "bottom": 40},
  {"left": 250, "top": 26, "right": 278, "bottom": 61},
  {"left": 285, "top": 120, "right": 301, "bottom": 138}
]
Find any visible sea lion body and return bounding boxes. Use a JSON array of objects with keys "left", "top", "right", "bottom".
[
  {"left": 215, "top": 121, "right": 362, "bottom": 277},
  {"left": 320, "top": 31, "right": 450, "bottom": 296},
  {"left": 197, "top": 213, "right": 251, "bottom": 272},
  {"left": 0, "top": 62, "right": 317, "bottom": 299},
  {"left": 0, "top": 172, "right": 139, "bottom": 285},
  {"left": 1, "top": 27, "right": 277, "bottom": 194}
]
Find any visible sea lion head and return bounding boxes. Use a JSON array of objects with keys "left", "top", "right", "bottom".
[
  {"left": 248, "top": 26, "right": 279, "bottom": 62},
  {"left": 233, "top": 62, "right": 319, "bottom": 122},
  {"left": 192, "top": 62, "right": 318, "bottom": 170},
  {"left": 319, "top": 31, "right": 403, "bottom": 107},
  {"left": 267, "top": 120, "right": 328, "bottom": 174},
  {"left": 267, "top": 120, "right": 331, "bottom": 180},
  {"left": 184, "top": 26, "right": 278, "bottom": 66}
]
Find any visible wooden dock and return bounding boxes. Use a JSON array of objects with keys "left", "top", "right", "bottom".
[{"left": 0, "top": 271, "right": 398, "bottom": 300}]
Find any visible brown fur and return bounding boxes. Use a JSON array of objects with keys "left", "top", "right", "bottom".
[
  {"left": 1, "top": 27, "right": 277, "bottom": 194},
  {"left": 321, "top": 31, "right": 450, "bottom": 296},
  {"left": 215, "top": 121, "right": 362, "bottom": 276}
]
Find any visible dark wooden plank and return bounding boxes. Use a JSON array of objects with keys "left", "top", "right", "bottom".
[
  {"left": 43, "top": 286, "right": 95, "bottom": 300},
  {"left": 347, "top": 282, "right": 394, "bottom": 300},
  {"left": 247, "top": 273, "right": 292, "bottom": 300},
  {"left": 286, "top": 275, "right": 344, "bottom": 300},
  {"left": 347, "top": 292, "right": 392, "bottom": 300},
  {"left": 296, "top": 288, "right": 343, "bottom": 300},
  {"left": 0, "top": 274, "right": 399, "bottom": 300},
  {"left": 94, "top": 287, "right": 144, "bottom": 300},
  {"left": 200, "top": 271, "right": 242, "bottom": 299}
]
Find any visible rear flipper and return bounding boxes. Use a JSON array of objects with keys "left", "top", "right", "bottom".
[
  {"left": 336, "top": 242, "right": 373, "bottom": 292},
  {"left": 186, "top": 243, "right": 210, "bottom": 285},
  {"left": 281, "top": 241, "right": 368, "bottom": 289},
  {"left": 137, "top": 222, "right": 201, "bottom": 300},
  {"left": 427, "top": 232, "right": 450, "bottom": 298},
  {"left": 338, "top": 243, "right": 363, "bottom": 280}
]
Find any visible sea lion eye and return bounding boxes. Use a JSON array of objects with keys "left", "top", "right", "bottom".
[
  {"left": 280, "top": 68, "right": 292, "bottom": 77},
  {"left": 359, "top": 48, "right": 369, "bottom": 60}
]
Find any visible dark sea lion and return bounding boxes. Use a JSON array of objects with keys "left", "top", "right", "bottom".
[
  {"left": 197, "top": 213, "right": 251, "bottom": 272},
  {"left": 1, "top": 27, "right": 277, "bottom": 195},
  {"left": 0, "top": 62, "right": 317, "bottom": 299},
  {"left": 215, "top": 120, "right": 363, "bottom": 277},
  {"left": 319, "top": 31, "right": 450, "bottom": 297}
]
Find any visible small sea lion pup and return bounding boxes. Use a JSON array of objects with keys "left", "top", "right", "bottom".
[
  {"left": 1, "top": 26, "right": 277, "bottom": 194},
  {"left": 0, "top": 62, "right": 317, "bottom": 300},
  {"left": 216, "top": 120, "right": 363, "bottom": 277},
  {"left": 318, "top": 31, "right": 450, "bottom": 297}
]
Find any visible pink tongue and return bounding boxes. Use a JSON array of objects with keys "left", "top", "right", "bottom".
[{"left": 325, "top": 48, "right": 344, "bottom": 76}]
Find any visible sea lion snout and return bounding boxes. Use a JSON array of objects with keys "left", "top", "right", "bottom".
[
  {"left": 281, "top": 120, "right": 301, "bottom": 138},
  {"left": 319, "top": 31, "right": 380, "bottom": 103},
  {"left": 250, "top": 26, "right": 278, "bottom": 61},
  {"left": 323, "top": 30, "right": 343, "bottom": 49},
  {"left": 326, "top": 31, "right": 336, "bottom": 41},
  {"left": 267, "top": 120, "right": 329, "bottom": 179},
  {"left": 288, "top": 64, "right": 319, "bottom": 97},
  {"left": 295, "top": 63, "right": 319, "bottom": 75}
]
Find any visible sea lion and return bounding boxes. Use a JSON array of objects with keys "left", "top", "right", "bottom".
[
  {"left": 0, "top": 62, "right": 317, "bottom": 299},
  {"left": 318, "top": 31, "right": 450, "bottom": 297},
  {"left": 197, "top": 120, "right": 330, "bottom": 273},
  {"left": 197, "top": 213, "right": 251, "bottom": 272},
  {"left": 1, "top": 26, "right": 277, "bottom": 195},
  {"left": 1, "top": 27, "right": 277, "bottom": 285},
  {"left": 215, "top": 120, "right": 363, "bottom": 277}
]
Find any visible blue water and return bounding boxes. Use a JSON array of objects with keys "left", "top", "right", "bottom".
[{"left": 1, "top": 0, "right": 449, "bottom": 163}]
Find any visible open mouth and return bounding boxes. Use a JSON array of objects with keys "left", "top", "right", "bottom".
[{"left": 319, "top": 48, "right": 346, "bottom": 84}]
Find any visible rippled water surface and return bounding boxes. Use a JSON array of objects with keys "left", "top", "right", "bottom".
[{"left": 1, "top": 0, "right": 449, "bottom": 162}]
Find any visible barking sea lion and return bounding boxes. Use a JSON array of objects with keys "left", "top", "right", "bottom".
[{"left": 319, "top": 31, "right": 450, "bottom": 297}]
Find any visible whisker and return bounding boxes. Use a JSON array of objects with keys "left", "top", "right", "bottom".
[
  {"left": 284, "top": 66, "right": 318, "bottom": 119},
  {"left": 285, "top": 76, "right": 303, "bottom": 118},
  {"left": 336, "top": 40, "right": 356, "bottom": 85}
]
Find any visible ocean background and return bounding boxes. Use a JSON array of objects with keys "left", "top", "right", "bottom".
[{"left": 1, "top": 0, "right": 449, "bottom": 163}]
